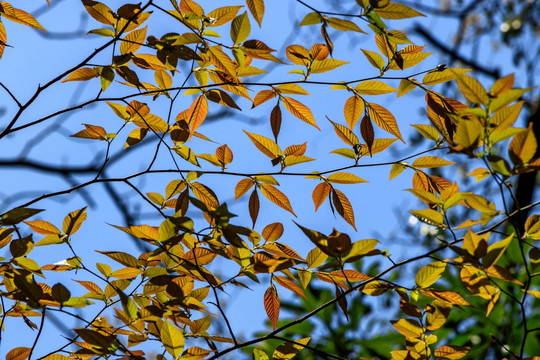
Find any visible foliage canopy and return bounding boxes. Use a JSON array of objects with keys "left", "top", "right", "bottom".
[{"left": 0, "top": 0, "right": 539, "bottom": 359}]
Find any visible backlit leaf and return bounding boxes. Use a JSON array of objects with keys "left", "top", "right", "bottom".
[
  {"left": 422, "top": 68, "right": 470, "bottom": 86},
  {"left": 274, "top": 275, "right": 307, "bottom": 300},
  {"left": 260, "top": 184, "right": 296, "bottom": 217},
  {"left": 120, "top": 25, "right": 147, "bottom": 55},
  {"left": 344, "top": 95, "right": 364, "bottom": 129},
  {"left": 264, "top": 286, "right": 279, "bottom": 330},
  {"left": 312, "top": 182, "right": 331, "bottom": 211},
  {"left": 490, "top": 73, "right": 514, "bottom": 97},
  {"left": 0, "top": 3, "right": 46, "bottom": 31},
  {"left": 161, "top": 320, "right": 185, "bottom": 357},
  {"left": 243, "top": 130, "right": 282, "bottom": 159},
  {"left": 246, "top": 0, "right": 264, "bottom": 27},
  {"left": 434, "top": 345, "right": 470, "bottom": 359},
  {"left": 273, "top": 337, "right": 310, "bottom": 359},
  {"left": 231, "top": 11, "right": 250, "bottom": 44},
  {"left": 327, "top": 172, "right": 367, "bottom": 184},
  {"left": 409, "top": 209, "right": 444, "bottom": 227},
  {"left": 412, "top": 156, "right": 455, "bottom": 168},
  {"left": 5, "top": 347, "right": 31, "bottom": 360},
  {"left": 455, "top": 75, "right": 486, "bottom": 105},
  {"left": 61, "top": 67, "right": 99, "bottom": 82},
  {"left": 332, "top": 189, "right": 356, "bottom": 230},
  {"left": 207, "top": 6, "right": 242, "bottom": 27},
  {"left": 249, "top": 189, "right": 260, "bottom": 227},
  {"left": 415, "top": 261, "right": 446, "bottom": 288},
  {"left": 310, "top": 58, "right": 349, "bottom": 74},
  {"left": 390, "top": 318, "right": 423, "bottom": 338},
  {"left": 327, "top": 17, "right": 366, "bottom": 33},
  {"left": 261, "top": 222, "right": 283, "bottom": 242},
  {"left": 368, "top": 103, "right": 404, "bottom": 142},
  {"left": 235, "top": 178, "right": 254, "bottom": 200},
  {"left": 375, "top": 3, "right": 425, "bottom": 19},
  {"left": 355, "top": 81, "right": 397, "bottom": 95},
  {"left": 282, "top": 97, "right": 319, "bottom": 129},
  {"left": 361, "top": 49, "right": 385, "bottom": 71},
  {"left": 328, "top": 117, "right": 359, "bottom": 146},
  {"left": 509, "top": 123, "right": 537, "bottom": 165},
  {"left": 62, "top": 207, "right": 87, "bottom": 236},
  {"left": 82, "top": 0, "right": 115, "bottom": 26},
  {"left": 24, "top": 220, "right": 60, "bottom": 236},
  {"left": 70, "top": 124, "right": 107, "bottom": 140}
]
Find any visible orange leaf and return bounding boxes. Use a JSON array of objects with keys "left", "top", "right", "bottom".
[
  {"left": 274, "top": 275, "right": 308, "bottom": 300},
  {"left": 434, "top": 345, "right": 470, "bottom": 359},
  {"left": 70, "top": 124, "right": 107, "bottom": 140},
  {"left": 61, "top": 67, "right": 99, "bottom": 82},
  {"left": 282, "top": 97, "right": 320, "bottom": 130},
  {"left": 260, "top": 184, "right": 296, "bottom": 217},
  {"left": 312, "top": 182, "right": 331, "bottom": 211},
  {"left": 327, "top": 172, "right": 367, "bottom": 184},
  {"left": 262, "top": 222, "right": 284, "bottom": 242},
  {"left": 191, "top": 182, "right": 219, "bottom": 211},
  {"left": 235, "top": 178, "right": 254, "bottom": 200},
  {"left": 186, "top": 96, "right": 208, "bottom": 135},
  {"left": 5, "top": 347, "right": 31, "bottom": 360},
  {"left": 368, "top": 103, "right": 404, "bottom": 142},
  {"left": 332, "top": 189, "right": 356, "bottom": 230},
  {"left": 24, "top": 220, "right": 60, "bottom": 236},
  {"left": 252, "top": 89, "right": 277, "bottom": 107},
  {"left": 82, "top": 0, "right": 115, "bottom": 26},
  {"left": 264, "top": 286, "right": 279, "bottom": 330},
  {"left": 328, "top": 117, "right": 359, "bottom": 146},
  {"left": 215, "top": 144, "right": 233, "bottom": 165}
]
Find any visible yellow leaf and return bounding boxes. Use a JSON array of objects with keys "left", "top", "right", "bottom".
[
  {"left": 61, "top": 67, "right": 99, "bottom": 82},
  {"left": 273, "top": 337, "right": 310, "bottom": 360},
  {"left": 422, "top": 68, "right": 470, "bottom": 86},
  {"left": 368, "top": 103, "right": 404, "bottom": 142},
  {"left": 310, "top": 58, "right": 349, "bottom": 74},
  {"left": 286, "top": 44, "right": 310, "bottom": 66},
  {"left": 509, "top": 122, "right": 537, "bottom": 165},
  {"left": 375, "top": 3, "right": 426, "bottom": 19},
  {"left": 277, "top": 84, "right": 310, "bottom": 95},
  {"left": 243, "top": 130, "right": 282, "bottom": 159},
  {"left": 246, "top": 0, "right": 264, "bottom": 27},
  {"left": 0, "top": 3, "right": 46, "bottom": 31},
  {"left": 409, "top": 209, "right": 444, "bottom": 228},
  {"left": 62, "top": 207, "right": 87, "bottom": 236},
  {"left": 24, "top": 220, "right": 60, "bottom": 236},
  {"left": 124, "top": 128, "right": 147, "bottom": 149},
  {"left": 252, "top": 89, "right": 278, "bottom": 107},
  {"left": 361, "top": 49, "right": 385, "bottom": 71},
  {"left": 161, "top": 320, "right": 185, "bottom": 357},
  {"left": 81, "top": 0, "right": 115, "bottom": 26},
  {"left": 390, "top": 318, "right": 423, "bottom": 338},
  {"left": 327, "top": 172, "right": 367, "bottom": 184},
  {"left": 455, "top": 74, "right": 487, "bottom": 105},
  {"left": 355, "top": 80, "right": 397, "bottom": 95},
  {"left": 412, "top": 156, "right": 455, "bottom": 168},
  {"left": 132, "top": 113, "right": 169, "bottom": 133},
  {"left": 359, "top": 138, "right": 397, "bottom": 156},
  {"left": 206, "top": 6, "right": 242, "bottom": 27},
  {"left": 260, "top": 184, "right": 296, "bottom": 216},
  {"left": 0, "top": 21, "right": 6, "bottom": 60},
  {"left": 490, "top": 73, "right": 514, "bottom": 97},
  {"left": 264, "top": 286, "right": 279, "bottom": 330},
  {"left": 327, "top": 17, "right": 366, "bottom": 33},
  {"left": 231, "top": 11, "right": 251, "bottom": 44},
  {"left": 415, "top": 261, "right": 446, "bottom": 288},
  {"left": 328, "top": 118, "right": 359, "bottom": 146},
  {"left": 120, "top": 25, "right": 147, "bottom": 55},
  {"left": 307, "top": 247, "right": 328, "bottom": 268},
  {"left": 389, "top": 163, "right": 406, "bottom": 180},
  {"left": 207, "top": 45, "right": 238, "bottom": 81}
]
